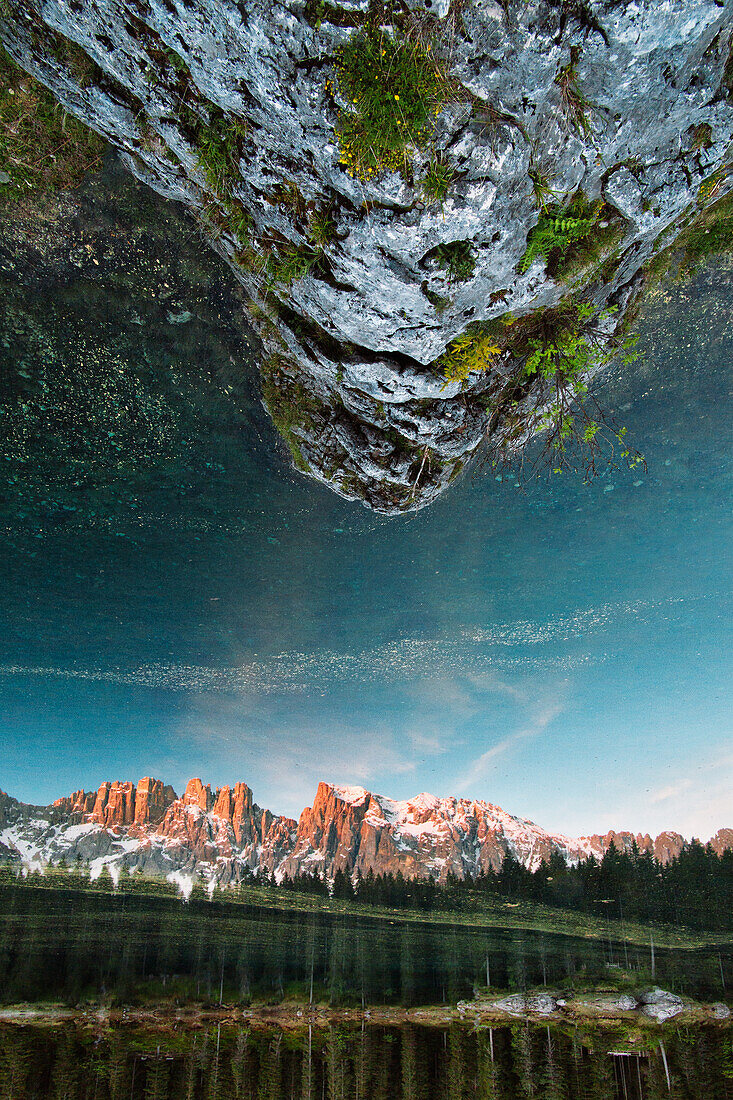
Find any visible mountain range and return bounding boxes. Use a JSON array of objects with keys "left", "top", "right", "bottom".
[{"left": 1, "top": 777, "right": 730, "bottom": 890}]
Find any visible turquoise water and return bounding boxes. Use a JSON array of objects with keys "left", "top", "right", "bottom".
[{"left": 0, "top": 156, "right": 731, "bottom": 838}]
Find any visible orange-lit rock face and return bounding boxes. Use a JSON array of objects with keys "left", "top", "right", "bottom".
[
  {"left": 585, "top": 830, "right": 685, "bottom": 866},
  {"left": 653, "top": 831, "right": 685, "bottom": 864},
  {"left": 182, "top": 778, "right": 213, "bottom": 813},
  {"left": 710, "top": 828, "right": 733, "bottom": 857},
  {"left": 134, "top": 777, "right": 176, "bottom": 825},
  {"left": 51, "top": 789, "right": 93, "bottom": 819},
  {"left": 7, "top": 777, "right": 732, "bottom": 885},
  {"left": 89, "top": 781, "right": 136, "bottom": 827}
]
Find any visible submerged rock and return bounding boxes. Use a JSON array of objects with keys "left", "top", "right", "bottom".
[{"left": 2, "top": 0, "right": 733, "bottom": 510}]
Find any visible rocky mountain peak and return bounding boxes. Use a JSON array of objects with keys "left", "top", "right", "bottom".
[
  {"left": 134, "top": 777, "right": 177, "bottom": 825},
  {"left": 1, "top": 776, "right": 730, "bottom": 888},
  {"left": 711, "top": 828, "right": 733, "bottom": 856},
  {"left": 182, "top": 778, "right": 213, "bottom": 813}
]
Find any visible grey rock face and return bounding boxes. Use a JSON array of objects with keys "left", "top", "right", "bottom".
[
  {"left": 2, "top": 0, "right": 732, "bottom": 511},
  {"left": 573, "top": 992, "right": 638, "bottom": 1013},
  {"left": 641, "top": 987, "right": 684, "bottom": 1006},
  {"left": 639, "top": 987, "right": 685, "bottom": 1021}
]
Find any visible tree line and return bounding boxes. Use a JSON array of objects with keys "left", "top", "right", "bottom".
[
  {"left": 1, "top": 835, "right": 730, "bottom": 932},
  {"left": 273, "top": 840, "right": 733, "bottom": 932}
]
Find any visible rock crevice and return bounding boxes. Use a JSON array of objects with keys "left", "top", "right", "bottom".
[{"left": 2, "top": 0, "right": 732, "bottom": 510}]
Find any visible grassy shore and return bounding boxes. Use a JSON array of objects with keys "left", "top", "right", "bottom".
[{"left": 12, "top": 870, "right": 731, "bottom": 951}]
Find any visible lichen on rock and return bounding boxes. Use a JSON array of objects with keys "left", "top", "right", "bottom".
[{"left": 1, "top": 0, "right": 732, "bottom": 511}]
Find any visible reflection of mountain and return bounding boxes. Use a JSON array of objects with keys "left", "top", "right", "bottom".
[{"left": 1, "top": 779, "right": 730, "bottom": 887}]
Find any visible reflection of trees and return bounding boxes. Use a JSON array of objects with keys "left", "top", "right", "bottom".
[
  {"left": 0, "top": 1028, "right": 35, "bottom": 1100},
  {"left": 2, "top": 877, "right": 730, "bottom": 1009},
  {"left": 441, "top": 931, "right": 463, "bottom": 1004},
  {"left": 107, "top": 1037, "right": 131, "bottom": 1100},
  {"left": 300, "top": 1026, "right": 316, "bottom": 1100},
  {"left": 539, "top": 1026, "right": 568, "bottom": 1100},
  {"left": 1, "top": 1023, "right": 731, "bottom": 1099},
  {"left": 230, "top": 1032, "right": 249, "bottom": 1098},
  {"left": 587, "top": 1047, "right": 615, "bottom": 1099},
  {"left": 476, "top": 1029, "right": 502, "bottom": 1100},
  {"left": 400, "top": 1026, "right": 421, "bottom": 1100},
  {"left": 49, "top": 1031, "right": 80, "bottom": 1100},
  {"left": 400, "top": 930, "right": 416, "bottom": 1007},
  {"left": 257, "top": 1033, "right": 283, "bottom": 1100},
  {"left": 511, "top": 1025, "right": 539, "bottom": 1100},
  {"left": 508, "top": 936, "right": 528, "bottom": 993},
  {"left": 143, "top": 1061, "right": 170, "bottom": 1100},
  {"left": 327, "top": 1026, "right": 353, "bottom": 1100},
  {"left": 327, "top": 927, "right": 349, "bottom": 1006},
  {"left": 448, "top": 1025, "right": 474, "bottom": 1100}
]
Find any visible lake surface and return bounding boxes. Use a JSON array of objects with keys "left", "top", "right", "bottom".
[
  {"left": 1, "top": 156, "right": 731, "bottom": 837},
  {"left": 1, "top": 152, "right": 731, "bottom": 1098},
  {"left": 1, "top": 1019, "right": 730, "bottom": 1099}
]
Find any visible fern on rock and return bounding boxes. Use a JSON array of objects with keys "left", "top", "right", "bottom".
[{"left": 519, "top": 203, "right": 601, "bottom": 275}]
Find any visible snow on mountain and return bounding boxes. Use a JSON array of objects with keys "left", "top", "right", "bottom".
[{"left": 0, "top": 777, "right": 728, "bottom": 890}]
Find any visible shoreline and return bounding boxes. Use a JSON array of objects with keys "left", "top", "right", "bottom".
[{"left": 1, "top": 997, "right": 730, "bottom": 1031}]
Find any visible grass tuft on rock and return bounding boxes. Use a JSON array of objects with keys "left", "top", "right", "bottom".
[
  {"left": 422, "top": 154, "right": 454, "bottom": 206},
  {"left": 335, "top": 29, "right": 451, "bottom": 180},
  {"left": 435, "top": 239, "right": 475, "bottom": 281},
  {"left": 194, "top": 107, "right": 248, "bottom": 195},
  {"left": 0, "top": 47, "right": 105, "bottom": 202}
]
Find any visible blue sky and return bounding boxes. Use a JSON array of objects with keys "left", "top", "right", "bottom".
[{"left": 1, "top": 253, "right": 731, "bottom": 841}]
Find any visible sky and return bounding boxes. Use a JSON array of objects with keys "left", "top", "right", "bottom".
[{"left": 0, "top": 166, "right": 731, "bottom": 841}]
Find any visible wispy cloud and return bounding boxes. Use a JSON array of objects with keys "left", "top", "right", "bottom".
[
  {"left": 406, "top": 728, "right": 449, "bottom": 755},
  {"left": 454, "top": 698, "right": 566, "bottom": 794},
  {"left": 649, "top": 780, "right": 693, "bottom": 805},
  {"left": 169, "top": 697, "right": 418, "bottom": 817},
  {"left": 0, "top": 594, "right": 701, "bottom": 698}
]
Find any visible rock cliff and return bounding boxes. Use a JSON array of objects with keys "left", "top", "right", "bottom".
[
  {"left": 0, "top": 777, "right": 729, "bottom": 886},
  {"left": 51, "top": 776, "right": 176, "bottom": 826},
  {"left": 2, "top": 0, "right": 731, "bottom": 511}
]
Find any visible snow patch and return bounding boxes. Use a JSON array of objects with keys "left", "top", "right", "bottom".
[
  {"left": 60, "top": 823, "right": 100, "bottom": 842},
  {"left": 114, "top": 837, "right": 143, "bottom": 853},
  {"left": 167, "top": 870, "right": 195, "bottom": 900},
  {"left": 1, "top": 828, "right": 43, "bottom": 865},
  {"left": 331, "top": 785, "right": 369, "bottom": 805}
]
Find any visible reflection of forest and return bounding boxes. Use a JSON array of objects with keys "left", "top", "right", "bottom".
[
  {"left": 1, "top": 880, "right": 730, "bottom": 1007},
  {"left": 0, "top": 1020, "right": 729, "bottom": 1099}
]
